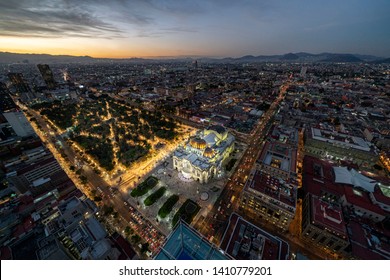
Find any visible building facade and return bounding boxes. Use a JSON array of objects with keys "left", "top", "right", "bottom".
[
  {"left": 241, "top": 171, "right": 297, "bottom": 231},
  {"left": 240, "top": 125, "right": 298, "bottom": 231},
  {"left": 301, "top": 194, "right": 350, "bottom": 254},
  {"left": 304, "top": 126, "right": 378, "bottom": 168},
  {"left": 173, "top": 125, "right": 234, "bottom": 183}
]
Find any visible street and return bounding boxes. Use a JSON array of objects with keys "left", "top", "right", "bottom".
[{"left": 27, "top": 107, "right": 167, "bottom": 256}]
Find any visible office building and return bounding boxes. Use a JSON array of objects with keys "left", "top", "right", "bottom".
[{"left": 241, "top": 171, "right": 297, "bottom": 231}]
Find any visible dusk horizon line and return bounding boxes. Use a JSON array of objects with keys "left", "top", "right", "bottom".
[{"left": 1, "top": 50, "right": 387, "bottom": 60}]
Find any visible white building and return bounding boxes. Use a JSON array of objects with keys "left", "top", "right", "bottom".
[{"left": 173, "top": 125, "right": 234, "bottom": 183}]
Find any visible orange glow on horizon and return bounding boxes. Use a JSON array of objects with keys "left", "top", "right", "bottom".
[
  {"left": 0, "top": 46, "right": 154, "bottom": 59},
  {"left": 0, "top": 36, "right": 209, "bottom": 59}
]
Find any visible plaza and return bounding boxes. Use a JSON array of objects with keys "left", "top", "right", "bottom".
[
  {"left": 127, "top": 155, "right": 228, "bottom": 235},
  {"left": 121, "top": 126, "right": 240, "bottom": 236}
]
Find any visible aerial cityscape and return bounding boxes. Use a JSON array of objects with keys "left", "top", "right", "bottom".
[{"left": 0, "top": 0, "right": 389, "bottom": 261}]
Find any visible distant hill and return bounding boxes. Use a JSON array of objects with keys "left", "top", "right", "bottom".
[
  {"left": 280, "top": 53, "right": 299, "bottom": 60},
  {"left": 0, "top": 51, "right": 384, "bottom": 64},
  {"left": 216, "top": 52, "right": 381, "bottom": 63},
  {"left": 319, "top": 54, "right": 363, "bottom": 62},
  {"left": 373, "top": 57, "right": 390, "bottom": 64},
  {"left": 353, "top": 54, "right": 384, "bottom": 61}
]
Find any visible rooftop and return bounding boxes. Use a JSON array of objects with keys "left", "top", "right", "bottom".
[
  {"left": 310, "top": 127, "right": 371, "bottom": 152},
  {"left": 348, "top": 221, "right": 390, "bottom": 260},
  {"left": 310, "top": 195, "right": 347, "bottom": 239},
  {"left": 36, "top": 238, "right": 70, "bottom": 260},
  {"left": 258, "top": 141, "right": 297, "bottom": 174},
  {"left": 89, "top": 239, "right": 112, "bottom": 259},
  {"left": 220, "top": 213, "right": 289, "bottom": 260},
  {"left": 58, "top": 196, "right": 84, "bottom": 215},
  {"left": 84, "top": 217, "right": 107, "bottom": 241},
  {"left": 303, "top": 157, "right": 389, "bottom": 215},
  {"left": 154, "top": 221, "right": 230, "bottom": 260},
  {"left": 303, "top": 156, "right": 345, "bottom": 197},
  {"left": 247, "top": 170, "right": 297, "bottom": 209},
  {"left": 110, "top": 233, "right": 137, "bottom": 260},
  {"left": 32, "top": 177, "right": 51, "bottom": 187},
  {"left": 343, "top": 187, "right": 386, "bottom": 216},
  {"left": 333, "top": 166, "right": 377, "bottom": 192},
  {"left": 269, "top": 125, "right": 299, "bottom": 146}
]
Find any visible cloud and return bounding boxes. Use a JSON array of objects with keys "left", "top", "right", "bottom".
[
  {"left": 160, "top": 27, "right": 197, "bottom": 33},
  {"left": 136, "top": 27, "right": 197, "bottom": 38},
  {"left": 0, "top": 0, "right": 272, "bottom": 39},
  {"left": 0, "top": 0, "right": 204, "bottom": 38},
  {"left": 0, "top": 0, "right": 124, "bottom": 38},
  {"left": 143, "top": 0, "right": 205, "bottom": 15}
]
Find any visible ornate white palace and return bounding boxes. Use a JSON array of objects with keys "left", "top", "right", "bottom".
[{"left": 173, "top": 125, "right": 235, "bottom": 183}]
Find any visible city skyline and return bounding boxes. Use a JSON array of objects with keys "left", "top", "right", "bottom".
[
  {"left": 1, "top": 49, "right": 389, "bottom": 262},
  {"left": 1, "top": 0, "right": 390, "bottom": 58}
]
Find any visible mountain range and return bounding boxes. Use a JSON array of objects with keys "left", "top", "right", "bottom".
[{"left": 0, "top": 51, "right": 388, "bottom": 64}]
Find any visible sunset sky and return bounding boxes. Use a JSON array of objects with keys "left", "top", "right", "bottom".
[{"left": 0, "top": 0, "right": 389, "bottom": 58}]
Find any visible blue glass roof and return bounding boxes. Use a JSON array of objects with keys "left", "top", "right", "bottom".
[{"left": 155, "top": 222, "right": 229, "bottom": 260}]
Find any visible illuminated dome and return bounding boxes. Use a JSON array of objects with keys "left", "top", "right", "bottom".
[
  {"left": 203, "top": 147, "right": 215, "bottom": 158},
  {"left": 190, "top": 138, "right": 207, "bottom": 149},
  {"left": 173, "top": 127, "right": 235, "bottom": 184}
]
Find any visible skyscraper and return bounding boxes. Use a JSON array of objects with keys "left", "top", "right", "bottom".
[
  {"left": 37, "top": 64, "right": 57, "bottom": 90},
  {"left": 7, "top": 73, "right": 31, "bottom": 94}
]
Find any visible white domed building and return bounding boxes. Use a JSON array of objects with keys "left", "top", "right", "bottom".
[{"left": 173, "top": 125, "right": 235, "bottom": 184}]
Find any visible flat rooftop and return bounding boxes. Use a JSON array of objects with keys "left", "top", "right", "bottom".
[
  {"left": 258, "top": 141, "right": 297, "bottom": 174},
  {"left": 247, "top": 170, "right": 297, "bottom": 209},
  {"left": 302, "top": 156, "right": 345, "bottom": 197},
  {"left": 220, "top": 213, "right": 289, "bottom": 260},
  {"left": 348, "top": 220, "right": 390, "bottom": 260},
  {"left": 269, "top": 125, "right": 298, "bottom": 146},
  {"left": 310, "top": 195, "right": 347, "bottom": 239},
  {"left": 155, "top": 221, "right": 230, "bottom": 260},
  {"left": 343, "top": 187, "right": 386, "bottom": 216},
  {"left": 310, "top": 127, "right": 371, "bottom": 152}
]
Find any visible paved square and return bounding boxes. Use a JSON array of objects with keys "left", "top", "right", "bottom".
[{"left": 127, "top": 156, "right": 228, "bottom": 235}]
